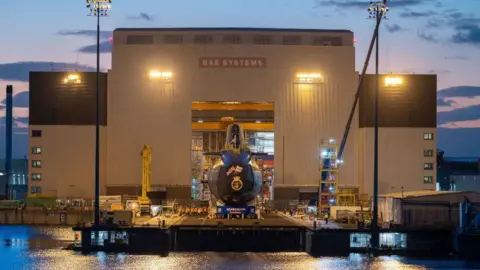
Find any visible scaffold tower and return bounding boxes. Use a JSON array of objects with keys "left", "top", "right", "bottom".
[{"left": 319, "top": 139, "right": 339, "bottom": 214}]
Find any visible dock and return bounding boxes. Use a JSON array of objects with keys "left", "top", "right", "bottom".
[{"left": 71, "top": 212, "right": 469, "bottom": 256}]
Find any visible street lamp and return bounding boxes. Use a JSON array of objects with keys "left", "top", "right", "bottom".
[
  {"left": 86, "top": 0, "right": 112, "bottom": 228},
  {"left": 368, "top": 0, "right": 390, "bottom": 251}
]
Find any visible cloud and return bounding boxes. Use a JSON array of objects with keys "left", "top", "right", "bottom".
[
  {"left": 438, "top": 86, "right": 480, "bottom": 98},
  {"left": 417, "top": 31, "right": 440, "bottom": 43},
  {"left": 451, "top": 24, "right": 480, "bottom": 46},
  {"left": 127, "top": 13, "right": 154, "bottom": 21},
  {"left": 0, "top": 91, "right": 29, "bottom": 108},
  {"left": 317, "top": 0, "right": 434, "bottom": 9},
  {"left": 76, "top": 40, "right": 112, "bottom": 54},
  {"left": 444, "top": 56, "right": 468, "bottom": 60},
  {"left": 0, "top": 116, "right": 29, "bottom": 126},
  {"left": 384, "top": 24, "right": 404, "bottom": 33},
  {"left": 57, "top": 30, "right": 113, "bottom": 40},
  {"left": 437, "top": 104, "right": 480, "bottom": 124},
  {"left": 421, "top": 11, "right": 480, "bottom": 46},
  {"left": 399, "top": 11, "right": 437, "bottom": 18},
  {"left": 427, "top": 69, "right": 451, "bottom": 74},
  {"left": 0, "top": 62, "right": 96, "bottom": 82},
  {"left": 437, "top": 98, "right": 454, "bottom": 107}
]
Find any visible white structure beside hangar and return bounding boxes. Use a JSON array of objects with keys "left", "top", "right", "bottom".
[{"left": 27, "top": 28, "right": 437, "bottom": 200}]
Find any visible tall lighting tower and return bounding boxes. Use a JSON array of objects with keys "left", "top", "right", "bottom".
[
  {"left": 86, "top": 0, "right": 111, "bottom": 227},
  {"left": 368, "top": 0, "right": 389, "bottom": 250}
]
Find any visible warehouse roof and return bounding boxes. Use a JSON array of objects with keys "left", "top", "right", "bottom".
[
  {"left": 114, "top": 27, "right": 353, "bottom": 33},
  {"left": 379, "top": 190, "right": 480, "bottom": 199}
]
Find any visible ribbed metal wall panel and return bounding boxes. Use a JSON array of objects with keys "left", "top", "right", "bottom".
[{"left": 108, "top": 37, "right": 358, "bottom": 190}]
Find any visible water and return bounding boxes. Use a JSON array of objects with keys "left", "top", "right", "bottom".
[{"left": 0, "top": 226, "right": 479, "bottom": 270}]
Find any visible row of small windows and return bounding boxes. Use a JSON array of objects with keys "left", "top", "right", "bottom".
[
  {"left": 31, "top": 186, "right": 42, "bottom": 194},
  {"left": 126, "top": 34, "right": 344, "bottom": 46},
  {"left": 423, "top": 133, "right": 435, "bottom": 185},
  {"left": 32, "top": 147, "right": 42, "bottom": 154},
  {"left": 32, "top": 173, "right": 41, "bottom": 180}
]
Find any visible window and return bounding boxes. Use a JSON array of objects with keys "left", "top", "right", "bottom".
[
  {"left": 424, "top": 176, "right": 433, "bottom": 184},
  {"left": 424, "top": 163, "right": 434, "bottom": 170},
  {"left": 126, "top": 35, "right": 154, "bottom": 45},
  {"left": 253, "top": 35, "right": 273, "bottom": 45},
  {"left": 282, "top": 36, "right": 302, "bottom": 45},
  {"left": 31, "top": 173, "right": 42, "bottom": 180},
  {"left": 31, "top": 130, "right": 42, "bottom": 137},
  {"left": 424, "top": 133, "right": 434, "bottom": 140},
  {"left": 193, "top": 35, "right": 213, "bottom": 44},
  {"left": 223, "top": 35, "right": 242, "bottom": 44},
  {"left": 424, "top": 149, "right": 434, "bottom": 157},
  {"left": 32, "top": 147, "right": 42, "bottom": 154},
  {"left": 164, "top": 35, "right": 183, "bottom": 44},
  {"left": 32, "top": 160, "right": 42, "bottom": 168},
  {"left": 31, "top": 186, "right": 42, "bottom": 194}
]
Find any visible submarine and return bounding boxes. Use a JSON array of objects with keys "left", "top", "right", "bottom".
[{"left": 205, "top": 123, "right": 265, "bottom": 207}]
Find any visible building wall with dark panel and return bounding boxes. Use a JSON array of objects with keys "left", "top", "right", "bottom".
[
  {"left": 29, "top": 72, "right": 108, "bottom": 126},
  {"left": 359, "top": 74, "right": 437, "bottom": 128}
]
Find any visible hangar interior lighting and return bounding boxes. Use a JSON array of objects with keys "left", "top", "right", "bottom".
[
  {"left": 148, "top": 70, "right": 172, "bottom": 81},
  {"left": 384, "top": 77, "right": 403, "bottom": 87},
  {"left": 63, "top": 74, "right": 81, "bottom": 84},
  {"left": 294, "top": 73, "right": 323, "bottom": 84}
]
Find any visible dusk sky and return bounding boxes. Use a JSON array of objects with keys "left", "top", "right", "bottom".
[{"left": 0, "top": 0, "right": 480, "bottom": 157}]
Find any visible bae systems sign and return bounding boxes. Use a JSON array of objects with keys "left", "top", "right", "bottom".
[{"left": 199, "top": 57, "right": 266, "bottom": 68}]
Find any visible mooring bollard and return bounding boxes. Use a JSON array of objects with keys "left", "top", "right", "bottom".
[{"left": 313, "top": 220, "right": 317, "bottom": 229}]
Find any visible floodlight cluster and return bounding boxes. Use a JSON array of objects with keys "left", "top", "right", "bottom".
[
  {"left": 86, "top": 0, "right": 112, "bottom": 16},
  {"left": 367, "top": 1, "right": 390, "bottom": 19}
]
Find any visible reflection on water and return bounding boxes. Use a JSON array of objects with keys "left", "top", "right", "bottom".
[{"left": 0, "top": 226, "right": 479, "bottom": 270}]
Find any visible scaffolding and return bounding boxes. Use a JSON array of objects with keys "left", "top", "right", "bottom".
[{"left": 319, "top": 139, "right": 339, "bottom": 214}]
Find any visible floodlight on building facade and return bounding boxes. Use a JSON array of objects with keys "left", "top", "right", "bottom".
[
  {"left": 63, "top": 74, "right": 81, "bottom": 84},
  {"left": 148, "top": 70, "right": 172, "bottom": 81},
  {"left": 294, "top": 73, "right": 323, "bottom": 84},
  {"left": 385, "top": 77, "right": 403, "bottom": 87}
]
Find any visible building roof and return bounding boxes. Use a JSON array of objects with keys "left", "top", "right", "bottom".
[
  {"left": 379, "top": 190, "right": 480, "bottom": 199},
  {"left": 114, "top": 27, "right": 353, "bottom": 34}
]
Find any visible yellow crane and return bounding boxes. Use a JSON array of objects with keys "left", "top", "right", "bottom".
[{"left": 138, "top": 145, "right": 152, "bottom": 214}]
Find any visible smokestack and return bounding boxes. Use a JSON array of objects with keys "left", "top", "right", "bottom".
[{"left": 5, "top": 85, "right": 13, "bottom": 199}]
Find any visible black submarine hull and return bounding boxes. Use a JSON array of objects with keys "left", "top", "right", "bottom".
[{"left": 207, "top": 151, "right": 263, "bottom": 206}]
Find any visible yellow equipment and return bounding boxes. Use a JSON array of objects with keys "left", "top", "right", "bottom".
[{"left": 138, "top": 145, "right": 152, "bottom": 214}]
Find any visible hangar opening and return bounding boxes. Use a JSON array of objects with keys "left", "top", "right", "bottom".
[{"left": 190, "top": 101, "right": 275, "bottom": 204}]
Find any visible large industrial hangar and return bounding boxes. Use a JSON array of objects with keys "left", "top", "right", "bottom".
[{"left": 27, "top": 27, "right": 437, "bottom": 201}]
